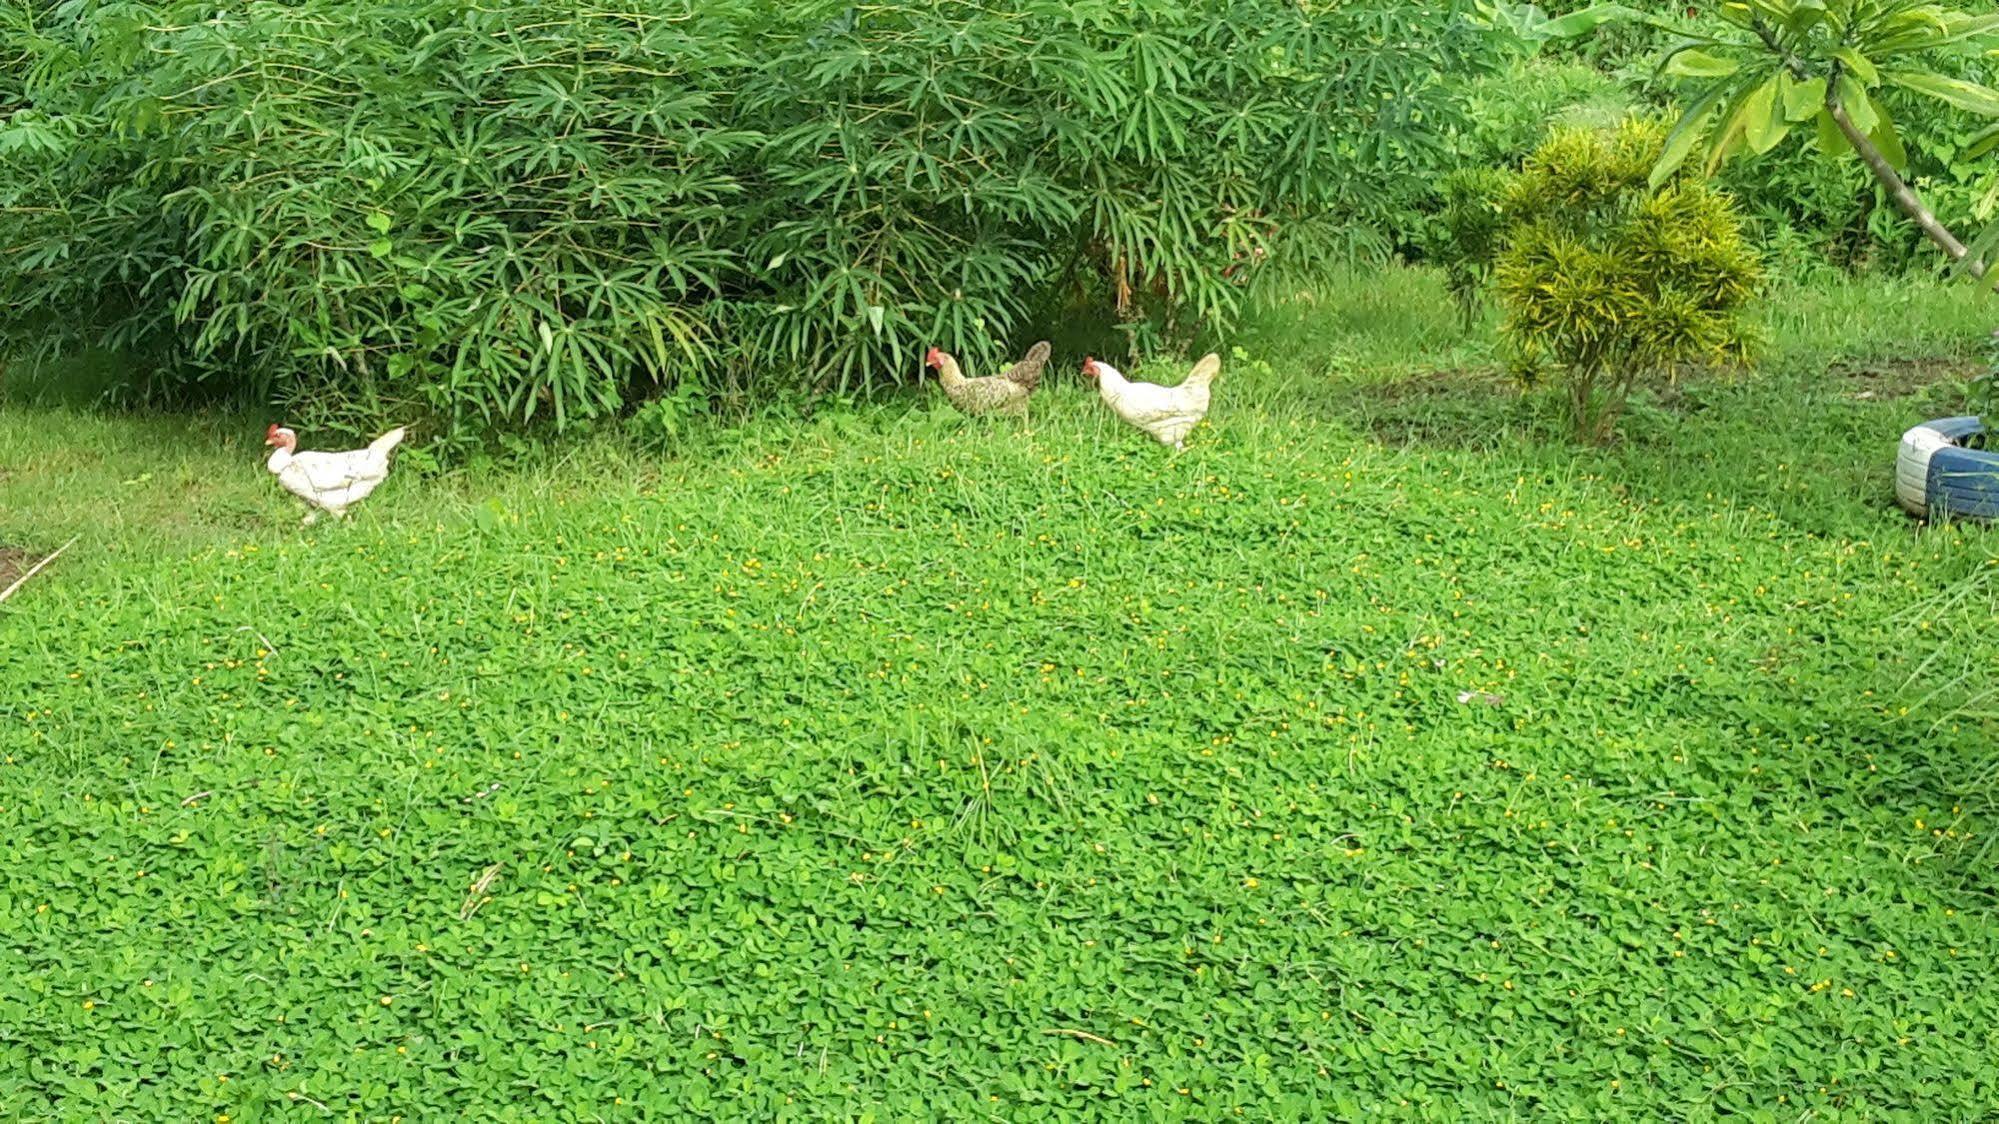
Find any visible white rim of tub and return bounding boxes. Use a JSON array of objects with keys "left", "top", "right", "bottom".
[{"left": 1896, "top": 415, "right": 1998, "bottom": 521}]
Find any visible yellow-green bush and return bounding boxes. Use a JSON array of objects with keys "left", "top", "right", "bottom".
[{"left": 1492, "top": 118, "right": 1763, "bottom": 443}]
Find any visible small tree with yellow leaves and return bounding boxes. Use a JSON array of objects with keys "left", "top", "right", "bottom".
[{"left": 1494, "top": 117, "right": 1763, "bottom": 444}]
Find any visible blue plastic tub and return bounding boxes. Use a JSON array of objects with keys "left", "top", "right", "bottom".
[{"left": 1897, "top": 415, "right": 1998, "bottom": 522}]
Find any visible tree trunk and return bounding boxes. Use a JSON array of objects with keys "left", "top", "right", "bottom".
[
  {"left": 1825, "top": 96, "right": 1987, "bottom": 280},
  {"left": 1567, "top": 364, "right": 1634, "bottom": 445},
  {"left": 1570, "top": 368, "right": 1595, "bottom": 443}
]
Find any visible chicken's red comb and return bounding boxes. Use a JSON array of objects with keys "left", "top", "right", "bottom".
[{"left": 265, "top": 423, "right": 281, "bottom": 437}]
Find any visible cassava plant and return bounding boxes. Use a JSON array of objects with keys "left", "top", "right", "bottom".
[
  {"left": 0, "top": 0, "right": 764, "bottom": 435},
  {"left": 1492, "top": 117, "right": 1763, "bottom": 443},
  {"left": 0, "top": 0, "right": 1491, "bottom": 443},
  {"left": 732, "top": 0, "right": 1474, "bottom": 393}
]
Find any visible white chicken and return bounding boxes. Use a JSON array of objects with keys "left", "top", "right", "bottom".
[
  {"left": 264, "top": 423, "right": 406, "bottom": 524},
  {"left": 1080, "top": 353, "right": 1222, "bottom": 450}
]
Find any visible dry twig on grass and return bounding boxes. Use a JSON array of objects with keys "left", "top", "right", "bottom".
[
  {"left": 0, "top": 535, "right": 79, "bottom": 605},
  {"left": 1040, "top": 1028, "right": 1116, "bottom": 1047},
  {"left": 460, "top": 863, "right": 505, "bottom": 920}
]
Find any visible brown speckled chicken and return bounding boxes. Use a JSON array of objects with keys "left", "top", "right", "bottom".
[{"left": 926, "top": 341, "right": 1051, "bottom": 418}]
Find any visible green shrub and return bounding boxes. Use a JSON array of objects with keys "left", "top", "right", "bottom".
[
  {"left": 1437, "top": 167, "right": 1512, "bottom": 328},
  {"left": 1492, "top": 117, "right": 1763, "bottom": 443},
  {"left": 1455, "top": 58, "right": 1632, "bottom": 168},
  {"left": 0, "top": 0, "right": 1486, "bottom": 444}
]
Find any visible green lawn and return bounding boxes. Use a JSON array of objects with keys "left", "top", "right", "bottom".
[{"left": 2, "top": 270, "right": 1996, "bottom": 1119}]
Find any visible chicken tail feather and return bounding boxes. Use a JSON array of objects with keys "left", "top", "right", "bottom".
[
  {"left": 1185, "top": 353, "right": 1222, "bottom": 389},
  {"left": 1002, "top": 341, "right": 1052, "bottom": 392},
  {"left": 370, "top": 426, "right": 409, "bottom": 455}
]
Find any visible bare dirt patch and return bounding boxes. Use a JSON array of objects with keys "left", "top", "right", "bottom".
[
  {"left": 0, "top": 545, "right": 32, "bottom": 591},
  {"left": 1361, "top": 366, "right": 1517, "bottom": 404},
  {"left": 1322, "top": 365, "right": 1532, "bottom": 446},
  {"left": 1827, "top": 356, "right": 1978, "bottom": 401}
]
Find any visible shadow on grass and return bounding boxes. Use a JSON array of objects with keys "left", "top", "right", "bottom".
[{"left": 1307, "top": 348, "right": 1983, "bottom": 536}]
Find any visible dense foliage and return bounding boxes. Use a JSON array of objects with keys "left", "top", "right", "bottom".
[
  {"left": 1644, "top": 0, "right": 1999, "bottom": 274},
  {"left": 0, "top": 0, "right": 1484, "bottom": 441},
  {"left": 3, "top": 0, "right": 1997, "bottom": 1113},
  {"left": 1478, "top": 0, "right": 1999, "bottom": 275}
]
